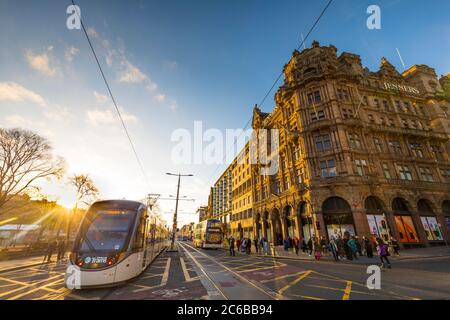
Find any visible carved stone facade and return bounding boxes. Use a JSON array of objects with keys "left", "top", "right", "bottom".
[{"left": 250, "top": 41, "right": 450, "bottom": 248}]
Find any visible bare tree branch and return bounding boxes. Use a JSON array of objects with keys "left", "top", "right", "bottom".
[{"left": 0, "top": 128, "right": 66, "bottom": 213}]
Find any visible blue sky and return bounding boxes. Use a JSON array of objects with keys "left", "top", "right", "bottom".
[{"left": 0, "top": 0, "right": 449, "bottom": 226}]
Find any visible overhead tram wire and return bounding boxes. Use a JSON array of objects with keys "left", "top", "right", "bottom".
[
  {"left": 71, "top": 0, "right": 151, "bottom": 192},
  {"left": 206, "top": 0, "right": 335, "bottom": 185}
]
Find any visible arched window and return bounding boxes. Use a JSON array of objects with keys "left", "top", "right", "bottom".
[
  {"left": 322, "top": 197, "right": 355, "bottom": 239},
  {"left": 365, "top": 196, "right": 389, "bottom": 242},
  {"left": 418, "top": 199, "right": 443, "bottom": 241},
  {"left": 392, "top": 198, "right": 419, "bottom": 243}
]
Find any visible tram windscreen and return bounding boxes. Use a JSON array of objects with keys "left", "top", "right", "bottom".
[{"left": 79, "top": 210, "right": 136, "bottom": 252}]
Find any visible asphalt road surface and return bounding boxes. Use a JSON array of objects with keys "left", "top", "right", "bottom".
[{"left": 0, "top": 242, "right": 448, "bottom": 300}]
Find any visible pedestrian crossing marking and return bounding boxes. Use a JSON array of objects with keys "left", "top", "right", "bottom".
[{"left": 278, "top": 270, "right": 312, "bottom": 295}]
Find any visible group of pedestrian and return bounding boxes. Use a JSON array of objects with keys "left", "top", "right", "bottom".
[
  {"left": 228, "top": 232, "right": 396, "bottom": 269},
  {"left": 43, "top": 238, "right": 66, "bottom": 263}
]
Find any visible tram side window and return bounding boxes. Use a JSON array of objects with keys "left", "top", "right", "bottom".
[{"left": 133, "top": 216, "right": 146, "bottom": 250}]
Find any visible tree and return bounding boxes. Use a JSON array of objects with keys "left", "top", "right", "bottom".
[
  {"left": 0, "top": 128, "right": 66, "bottom": 214},
  {"left": 66, "top": 174, "right": 99, "bottom": 241},
  {"left": 68, "top": 174, "right": 100, "bottom": 209}
]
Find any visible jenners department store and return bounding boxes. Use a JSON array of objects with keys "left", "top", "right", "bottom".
[{"left": 210, "top": 42, "right": 450, "bottom": 248}]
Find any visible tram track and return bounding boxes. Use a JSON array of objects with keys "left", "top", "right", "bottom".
[{"left": 178, "top": 241, "right": 281, "bottom": 300}]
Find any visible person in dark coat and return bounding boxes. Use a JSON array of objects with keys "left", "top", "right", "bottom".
[
  {"left": 229, "top": 236, "right": 235, "bottom": 256},
  {"left": 355, "top": 236, "right": 363, "bottom": 256},
  {"left": 307, "top": 237, "right": 313, "bottom": 256},
  {"left": 44, "top": 240, "right": 57, "bottom": 262},
  {"left": 301, "top": 240, "right": 307, "bottom": 253},
  {"left": 363, "top": 236, "right": 373, "bottom": 258},
  {"left": 246, "top": 237, "right": 252, "bottom": 254},
  {"left": 57, "top": 238, "right": 66, "bottom": 262}
]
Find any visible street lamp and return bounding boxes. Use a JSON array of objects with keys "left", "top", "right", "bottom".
[{"left": 166, "top": 172, "right": 194, "bottom": 251}]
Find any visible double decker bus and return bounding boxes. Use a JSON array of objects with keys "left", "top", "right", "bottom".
[{"left": 193, "top": 219, "right": 223, "bottom": 249}]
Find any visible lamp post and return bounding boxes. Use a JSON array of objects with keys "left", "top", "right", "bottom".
[{"left": 166, "top": 172, "right": 193, "bottom": 251}]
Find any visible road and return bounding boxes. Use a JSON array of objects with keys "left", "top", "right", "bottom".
[{"left": 0, "top": 242, "right": 449, "bottom": 300}]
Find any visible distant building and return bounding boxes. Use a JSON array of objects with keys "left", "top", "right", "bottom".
[{"left": 197, "top": 206, "right": 209, "bottom": 222}]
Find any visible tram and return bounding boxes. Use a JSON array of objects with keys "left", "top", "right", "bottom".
[
  {"left": 193, "top": 218, "right": 223, "bottom": 249},
  {"left": 65, "top": 199, "right": 169, "bottom": 289}
]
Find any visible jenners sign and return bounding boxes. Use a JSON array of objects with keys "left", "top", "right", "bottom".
[{"left": 384, "top": 82, "right": 420, "bottom": 94}]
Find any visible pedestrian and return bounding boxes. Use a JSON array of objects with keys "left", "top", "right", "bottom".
[
  {"left": 44, "top": 239, "right": 57, "bottom": 262},
  {"left": 236, "top": 238, "right": 241, "bottom": 252},
  {"left": 57, "top": 238, "right": 66, "bottom": 262},
  {"left": 240, "top": 238, "right": 246, "bottom": 253},
  {"left": 301, "top": 239, "right": 307, "bottom": 253},
  {"left": 293, "top": 237, "right": 300, "bottom": 255},
  {"left": 229, "top": 236, "right": 235, "bottom": 256},
  {"left": 391, "top": 237, "right": 400, "bottom": 256},
  {"left": 376, "top": 238, "right": 392, "bottom": 269},
  {"left": 259, "top": 237, "right": 265, "bottom": 255},
  {"left": 283, "top": 237, "right": 289, "bottom": 251},
  {"left": 307, "top": 237, "right": 313, "bottom": 256},
  {"left": 320, "top": 236, "right": 328, "bottom": 255},
  {"left": 355, "top": 236, "right": 363, "bottom": 256},
  {"left": 348, "top": 236, "right": 359, "bottom": 260},
  {"left": 253, "top": 237, "right": 259, "bottom": 254},
  {"left": 336, "top": 236, "right": 345, "bottom": 260},
  {"left": 313, "top": 237, "right": 321, "bottom": 260},
  {"left": 329, "top": 237, "right": 339, "bottom": 262},
  {"left": 343, "top": 236, "right": 353, "bottom": 260},
  {"left": 363, "top": 236, "right": 374, "bottom": 258},
  {"left": 246, "top": 237, "right": 252, "bottom": 255}
]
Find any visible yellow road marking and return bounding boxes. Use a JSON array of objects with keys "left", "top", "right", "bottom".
[
  {"left": 278, "top": 270, "right": 312, "bottom": 295},
  {"left": 306, "top": 284, "right": 375, "bottom": 296},
  {"left": 291, "top": 294, "right": 325, "bottom": 300},
  {"left": 8, "top": 277, "right": 65, "bottom": 300},
  {"left": 260, "top": 271, "right": 307, "bottom": 284},
  {"left": 342, "top": 281, "right": 352, "bottom": 300},
  {"left": 0, "top": 274, "right": 63, "bottom": 298},
  {"left": 180, "top": 257, "right": 199, "bottom": 282},
  {"left": 238, "top": 265, "right": 283, "bottom": 273},
  {"left": 161, "top": 257, "right": 171, "bottom": 286}
]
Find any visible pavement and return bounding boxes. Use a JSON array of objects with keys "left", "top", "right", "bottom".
[
  {"left": 0, "top": 242, "right": 448, "bottom": 300},
  {"left": 267, "top": 244, "right": 450, "bottom": 263}
]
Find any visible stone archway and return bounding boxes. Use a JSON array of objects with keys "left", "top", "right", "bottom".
[
  {"left": 392, "top": 197, "right": 420, "bottom": 244},
  {"left": 322, "top": 196, "right": 355, "bottom": 240},
  {"left": 418, "top": 199, "right": 444, "bottom": 242},
  {"left": 271, "top": 208, "right": 283, "bottom": 245},
  {"left": 283, "top": 205, "right": 296, "bottom": 238},
  {"left": 364, "top": 196, "right": 391, "bottom": 242}
]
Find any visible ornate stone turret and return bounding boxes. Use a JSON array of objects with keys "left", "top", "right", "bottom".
[{"left": 378, "top": 57, "right": 402, "bottom": 80}]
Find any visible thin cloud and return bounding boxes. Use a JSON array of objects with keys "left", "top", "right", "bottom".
[
  {"left": 86, "top": 107, "right": 138, "bottom": 125},
  {"left": 0, "top": 81, "right": 47, "bottom": 107},
  {"left": 25, "top": 47, "right": 59, "bottom": 77},
  {"left": 87, "top": 26, "right": 179, "bottom": 111},
  {"left": 93, "top": 91, "right": 108, "bottom": 104},
  {"left": 65, "top": 46, "right": 79, "bottom": 63},
  {"left": 155, "top": 93, "right": 166, "bottom": 102},
  {"left": 118, "top": 60, "right": 147, "bottom": 83}
]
